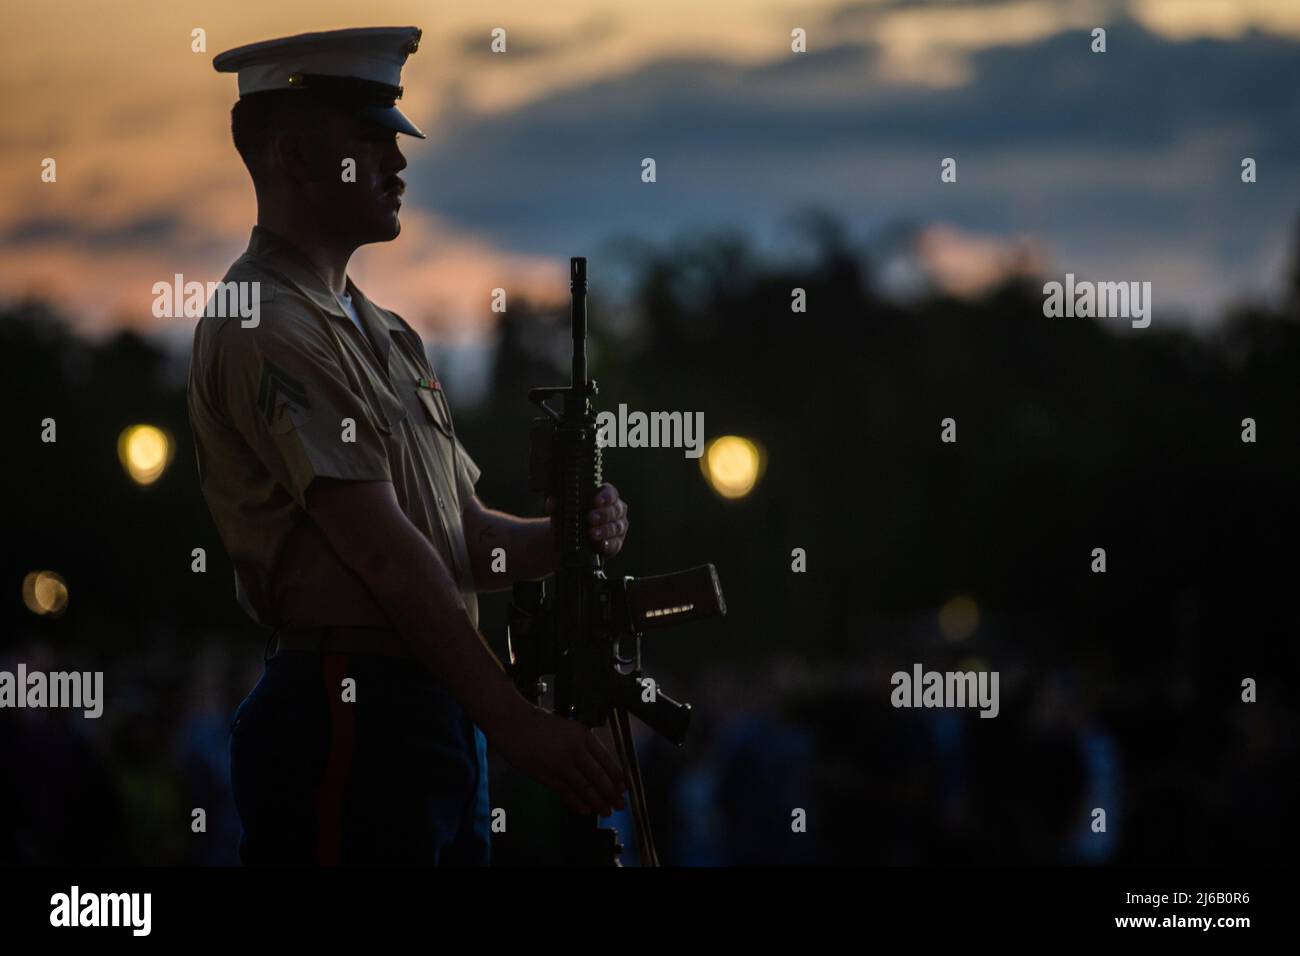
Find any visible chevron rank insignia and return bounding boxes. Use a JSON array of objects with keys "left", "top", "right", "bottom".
[{"left": 257, "top": 359, "right": 310, "bottom": 426}]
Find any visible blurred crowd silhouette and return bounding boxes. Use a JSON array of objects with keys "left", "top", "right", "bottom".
[{"left": 3, "top": 212, "right": 1298, "bottom": 865}]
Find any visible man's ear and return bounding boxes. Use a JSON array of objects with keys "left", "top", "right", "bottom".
[{"left": 270, "top": 127, "right": 325, "bottom": 185}]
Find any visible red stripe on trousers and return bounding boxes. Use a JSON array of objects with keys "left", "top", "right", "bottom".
[{"left": 316, "top": 654, "right": 356, "bottom": 866}]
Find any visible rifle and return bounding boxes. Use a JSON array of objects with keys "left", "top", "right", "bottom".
[{"left": 506, "top": 257, "right": 727, "bottom": 866}]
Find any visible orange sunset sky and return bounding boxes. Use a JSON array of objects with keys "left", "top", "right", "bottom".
[{"left": 4, "top": 0, "right": 1300, "bottom": 346}]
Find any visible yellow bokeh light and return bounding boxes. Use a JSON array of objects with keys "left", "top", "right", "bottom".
[
  {"left": 22, "top": 570, "right": 69, "bottom": 617},
  {"left": 701, "top": 435, "right": 764, "bottom": 500},
  {"left": 939, "top": 594, "right": 980, "bottom": 642},
  {"left": 117, "top": 424, "right": 173, "bottom": 485}
]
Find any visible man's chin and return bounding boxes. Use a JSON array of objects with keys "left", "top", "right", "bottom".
[{"left": 353, "top": 213, "right": 402, "bottom": 245}]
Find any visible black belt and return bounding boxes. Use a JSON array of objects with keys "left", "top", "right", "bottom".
[{"left": 267, "top": 625, "right": 414, "bottom": 660}]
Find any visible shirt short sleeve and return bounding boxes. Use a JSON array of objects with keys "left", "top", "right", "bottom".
[
  {"left": 213, "top": 301, "right": 392, "bottom": 510},
  {"left": 453, "top": 435, "right": 482, "bottom": 504}
]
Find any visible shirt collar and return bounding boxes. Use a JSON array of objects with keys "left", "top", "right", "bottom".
[{"left": 245, "top": 226, "right": 401, "bottom": 366}]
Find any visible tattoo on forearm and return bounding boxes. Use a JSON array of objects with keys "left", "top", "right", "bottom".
[{"left": 472, "top": 512, "right": 552, "bottom": 582}]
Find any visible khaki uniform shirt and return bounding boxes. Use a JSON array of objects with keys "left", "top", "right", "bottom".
[{"left": 187, "top": 226, "right": 481, "bottom": 630}]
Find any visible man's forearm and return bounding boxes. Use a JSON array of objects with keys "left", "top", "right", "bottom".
[
  {"left": 359, "top": 525, "right": 531, "bottom": 739},
  {"left": 464, "top": 504, "right": 556, "bottom": 590},
  {"left": 305, "top": 480, "right": 532, "bottom": 742}
]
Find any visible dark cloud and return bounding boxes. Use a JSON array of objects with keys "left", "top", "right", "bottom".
[
  {"left": 452, "top": 13, "right": 619, "bottom": 61},
  {"left": 1, "top": 213, "right": 186, "bottom": 249},
  {"left": 407, "top": 17, "right": 1300, "bottom": 317},
  {"left": 827, "top": 0, "right": 1039, "bottom": 28}
]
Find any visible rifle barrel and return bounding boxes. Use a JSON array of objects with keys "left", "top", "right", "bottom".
[{"left": 570, "top": 256, "right": 587, "bottom": 395}]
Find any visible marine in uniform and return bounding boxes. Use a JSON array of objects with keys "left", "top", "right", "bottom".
[{"left": 188, "top": 26, "right": 629, "bottom": 865}]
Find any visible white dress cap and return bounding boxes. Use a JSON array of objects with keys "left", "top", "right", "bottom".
[{"left": 214, "top": 26, "right": 425, "bottom": 138}]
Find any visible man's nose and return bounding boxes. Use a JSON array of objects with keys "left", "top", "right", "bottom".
[{"left": 385, "top": 142, "right": 407, "bottom": 174}]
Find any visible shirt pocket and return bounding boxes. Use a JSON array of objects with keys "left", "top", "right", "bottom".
[
  {"left": 369, "top": 384, "right": 408, "bottom": 437},
  {"left": 415, "top": 386, "right": 457, "bottom": 438}
]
